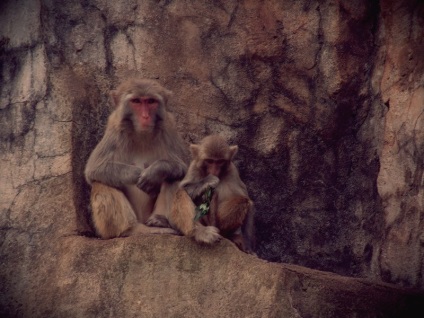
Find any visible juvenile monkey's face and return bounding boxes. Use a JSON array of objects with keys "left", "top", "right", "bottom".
[
  {"left": 129, "top": 96, "right": 159, "bottom": 131},
  {"left": 203, "top": 158, "right": 227, "bottom": 178}
]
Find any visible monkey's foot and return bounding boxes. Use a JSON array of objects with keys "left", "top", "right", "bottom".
[
  {"left": 194, "top": 225, "right": 221, "bottom": 244},
  {"left": 151, "top": 227, "right": 179, "bottom": 235},
  {"left": 129, "top": 223, "right": 179, "bottom": 236},
  {"left": 146, "top": 214, "right": 171, "bottom": 228}
]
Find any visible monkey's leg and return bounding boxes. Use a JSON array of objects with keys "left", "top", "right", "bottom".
[
  {"left": 216, "top": 196, "right": 251, "bottom": 234},
  {"left": 90, "top": 182, "right": 176, "bottom": 238},
  {"left": 91, "top": 182, "right": 136, "bottom": 239},
  {"left": 228, "top": 229, "right": 245, "bottom": 251},
  {"left": 146, "top": 182, "right": 178, "bottom": 228},
  {"left": 241, "top": 206, "right": 256, "bottom": 255},
  {"left": 170, "top": 188, "right": 221, "bottom": 244},
  {"left": 216, "top": 196, "right": 256, "bottom": 254}
]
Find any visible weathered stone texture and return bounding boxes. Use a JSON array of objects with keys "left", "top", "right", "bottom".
[
  {"left": 1, "top": 233, "right": 423, "bottom": 318},
  {"left": 1, "top": 0, "right": 424, "bottom": 316},
  {"left": 375, "top": 1, "right": 424, "bottom": 287}
]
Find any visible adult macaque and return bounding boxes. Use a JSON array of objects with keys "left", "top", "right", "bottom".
[
  {"left": 85, "top": 78, "right": 188, "bottom": 239},
  {"left": 171, "top": 135, "right": 255, "bottom": 253}
]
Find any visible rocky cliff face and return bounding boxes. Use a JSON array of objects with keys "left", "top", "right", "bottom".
[{"left": 1, "top": 0, "right": 424, "bottom": 315}]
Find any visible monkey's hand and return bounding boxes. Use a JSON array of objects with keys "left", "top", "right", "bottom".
[
  {"left": 115, "top": 163, "right": 142, "bottom": 184},
  {"left": 137, "top": 169, "right": 162, "bottom": 195},
  {"left": 184, "top": 175, "right": 219, "bottom": 200},
  {"left": 202, "top": 174, "right": 220, "bottom": 190},
  {"left": 136, "top": 160, "right": 180, "bottom": 195}
]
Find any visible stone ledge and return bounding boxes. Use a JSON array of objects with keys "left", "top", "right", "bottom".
[{"left": 1, "top": 234, "right": 423, "bottom": 317}]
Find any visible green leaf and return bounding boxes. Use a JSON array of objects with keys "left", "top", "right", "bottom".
[{"left": 193, "top": 186, "right": 214, "bottom": 221}]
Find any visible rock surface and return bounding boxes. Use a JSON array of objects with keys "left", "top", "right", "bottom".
[
  {"left": 1, "top": 0, "right": 424, "bottom": 316},
  {"left": 1, "top": 229, "right": 423, "bottom": 317}
]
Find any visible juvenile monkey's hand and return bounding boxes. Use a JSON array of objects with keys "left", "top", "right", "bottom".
[
  {"left": 184, "top": 175, "right": 220, "bottom": 200},
  {"left": 203, "top": 175, "right": 220, "bottom": 190}
]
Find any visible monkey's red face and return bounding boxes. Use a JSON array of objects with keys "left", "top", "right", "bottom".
[
  {"left": 129, "top": 96, "right": 159, "bottom": 131},
  {"left": 204, "top": 159, "right": 227, "bottom": 178}
]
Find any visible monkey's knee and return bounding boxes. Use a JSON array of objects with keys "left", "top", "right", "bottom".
[{"left": 91, "top": 182, "right": 136, "bottom": 239}]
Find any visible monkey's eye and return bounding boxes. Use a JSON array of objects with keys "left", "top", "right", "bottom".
[
  {"left": 147, "top": 98, "right": 157, "bottom": 104},
  {"left": 205, "top": 159, "right": 214, "bottom": 165},
  {"left": 131, "top": 98, "right": 142, "bottom": 104},
  {"left": 216, "top": 159, "right": 226, "bottom": 165}
]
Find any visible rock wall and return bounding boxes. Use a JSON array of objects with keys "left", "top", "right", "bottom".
[
  {"left": 375, "top": 0, "right": 424, "bottom": 287},
  {"left": 1, "top": 1, "right": 424, "bottom": 312}
]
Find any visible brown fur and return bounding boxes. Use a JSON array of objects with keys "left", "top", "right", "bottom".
[
  {"left": 171, "top": 135, "right": 255, "bottom": 253},
  {"left": 90, "top": 182, "right": 137, "bottom": 238},
  {"left": 169, "top": 188, "right": 221, "bottom": 244},
  {"left": 215, "top": 196, "right": 252, "bottom": 235},
  {"left": 85, "top": 79, "right": 187, "bottom": 239}
]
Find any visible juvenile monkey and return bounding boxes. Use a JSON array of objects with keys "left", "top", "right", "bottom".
[
  {"left": 171, "top": 135, "right": 255, "bottom": 253},
  {"left": 84, "top": 78, "right": 188, "bottom": 239}
]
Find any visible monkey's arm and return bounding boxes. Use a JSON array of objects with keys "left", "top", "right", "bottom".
[
  {"left": 181, "top": 174, "right": 220, "bottom": 201},
  {"left": 137, "top": 159, "right": 187, "bottom": 195},
  {"left": 85, "top": 129, "right": 144, "bottom": 188},
  {"left": 85, "top": 161, "right": 141, "bottom": 188}
]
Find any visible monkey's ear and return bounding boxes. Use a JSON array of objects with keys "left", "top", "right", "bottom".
[
  {"left": 229, "top": 145, "right": 238, "bottom": 160},
  {"left": 109, "top": 90, "right": 120, "bottom": 107},
  {"left": 190, "top": 144, "right": 200, "bottom": 159}
]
